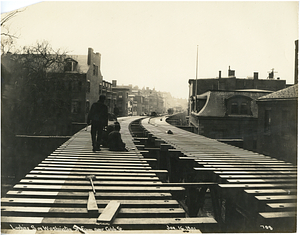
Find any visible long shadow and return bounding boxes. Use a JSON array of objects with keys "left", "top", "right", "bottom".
[{"left": 1, "top": 135, "right": 69, "bottom": 197}]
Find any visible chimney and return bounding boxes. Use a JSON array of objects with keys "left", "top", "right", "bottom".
[
  {"left": 254, "top": 72, "right": 258, "bottom": 81},
  {"left": 228, "top": 66, "right": 235, "bottom": 77},
  {"left": 87, "top": 48, "right": 93, "bottom": 65},
  {"left": 253, "top": 72, "right": 258, "bottom": 89},
  {"left": 219, "top": 71, "right": 222, "bottom": 79},
  {"left": 112, "top": 80, "right": 117, "bottom": 87},
  {"left": 295, "top": 40, "right": 298, "bottom": 84}
]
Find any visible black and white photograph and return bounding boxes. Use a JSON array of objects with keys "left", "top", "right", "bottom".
[{"left": 1, "top": 0, "right": 298, "bottom": 233}]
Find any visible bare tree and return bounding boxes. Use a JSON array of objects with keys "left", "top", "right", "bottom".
[
  {"left": 2, "top": 40, "right": 70, "bottom": 135},
  {"left": 1, "top": 10, "right": 19, "bottom": 35},
  {"left": 1, "top": 9, "right": 24, "bottom": 54}
]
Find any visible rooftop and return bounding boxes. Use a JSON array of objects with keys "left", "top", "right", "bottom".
[
  {"left": 70, "top": 55, "right": 89, "bottom": 73},
  {"left": 258, "top": 84, "right": 298, "bottom": 100}
]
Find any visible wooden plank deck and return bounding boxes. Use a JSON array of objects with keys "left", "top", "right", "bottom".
[
  {"left": 1, "top": 116, "right": 217, "bottom": 234},
  {"left": 140, "top": 116, "right": 297, "bottom": 233}
]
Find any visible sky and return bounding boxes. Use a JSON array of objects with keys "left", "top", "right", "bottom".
[{"left": 1, "top": 1, "right": 299, "bottom": 99}]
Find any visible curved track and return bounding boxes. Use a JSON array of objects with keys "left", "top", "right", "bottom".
[
  {"left": 137, "top": 116, "right": 297, "bottom": 233},
  {"left": 2, "top": 115, "right": 296, "bottom": 233},
  {"left": 1, "top": 116, "right": 217, "bottom": 234}
]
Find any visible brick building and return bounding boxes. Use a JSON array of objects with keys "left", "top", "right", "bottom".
[
  {"left": 256, "top": 85, "right": 298, "bottom": 164},
  {"left": 2, "top": 47, "right": 104, "bottom": 135},
  {"left": 188, "top": 69, "right": 286, "bottom": 107},
  {"left": 141, "top": 87, "right": 165, "bottom": 114},
  {"left": 67, "top": 48, "right": 103, "bottom": 124},
  {"left": 134, "top": 94, "right": 145, "bottom": 115},
  {"left": 100, "top": 80, "right": 116, "bottom": 114},
  {"left": 112, "top": 80, "right": 130, "bottom": 117},
  {"left": 52, "top": 48, "right": 104, "bottom": 133},
  {"left": 189, "top": 89, "right": 272, "bottom": 151},
  {"left": 188, "top": 68, "right": 292, "bottom": 148}
]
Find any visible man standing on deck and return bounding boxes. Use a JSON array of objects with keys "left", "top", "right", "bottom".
[{"left": 87, "top": 95, "right": 108, "bottom": 151}]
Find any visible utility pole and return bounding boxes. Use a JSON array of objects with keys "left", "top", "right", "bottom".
[{"left": 195, "top": 45, "right": 199, "bottom": 112}]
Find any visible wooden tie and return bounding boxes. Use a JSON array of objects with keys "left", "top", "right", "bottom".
[{"left": 1, "top": 116, "right": 218, "bottom": 234}]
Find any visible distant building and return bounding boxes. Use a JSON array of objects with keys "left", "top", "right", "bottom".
[
  {"left": 188, "top": 69, "right": 287, "bottom": 115},
  {"left": 189, "top": 89, "right": 272, "bottom": 150},
  {"left": 100, "top": 80, "right": 116, "bottom": 114},
  {"left": 256, "top": 85, "right": 298, "bottom": 164},
  {"left": 112, "top": 80, "right": 130, "bottom": 117},
  {"left": 187, "top": 69, "right": 291, "bottom": 149},
  {"left": 141, "top": 87, "right": 164, "bottom": 114},
  {"left": 2, "top": 47, "right": 104, "bottom": 135},
  {"left": 49, "top": 48, "right": 103, "bottom": 133},
  {"left": 107, "top": 83, "right": 179, "bottom": 117},
  {"left": 134, "top": 94, "right": 145, "bottom": 115}
]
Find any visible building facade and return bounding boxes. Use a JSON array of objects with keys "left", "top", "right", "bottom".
[
  {"left": 256, "top": 85, "right": 298, "bottom": 164},
  {"left": 1, "top": 47, "right": 104, "bottom": 136},
  {"left": 188, "top": 69, "right": 287, "bottom": 115},
  {"left": 100, "top": 80, "right": 116, "bottom": 114},
  {"left": 187, "top": 68, "right": 291, "bottom": 150},
  {"left": 112, "top": 80, "right": 130, "bottom": 117},
  {"left": 66, "top": 48, "right": 103, "bottom": 126},
  {"left": 141, "top": 87, "right": 165, "bottom": 114},
  {"left": 189, "top": 90, "right": 272, "bottom": 151}
]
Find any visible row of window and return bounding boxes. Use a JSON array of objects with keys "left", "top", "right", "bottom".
[
  {"left": 226, "top": 96, "right": 252, "bottom": 115},
  {"left": 54, "top": 80, "right": 113, "bottom": 94},
  {"left": 102, "top": 81, "right": 112, "bottom": 88},
  {"left": 229, "top": 101, "right": 251, "bottom": 115},
  {"left": 64, "top": 59, "right": 107, "bottom": 94},
  {"left": 71, "top": 101, "right": 90, "bottom": 114},
  {"left": 71, "top": 100, "right": 115, "bottom": 114},
  {"left": 46, "top": 80, "right": 91, "bottom": 93},
  {"left": 65, "top": 60, "right": 100, "bottom": 77},
  {"left": 191, "top": 95, "right": 253, "bottom": 115}
]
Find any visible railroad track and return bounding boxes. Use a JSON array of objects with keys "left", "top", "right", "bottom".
[
  {"left": 1, "top": 116, "right": 218, "bottom": 234},
  {"left": 133, "top": 116, "right": 297, "bottom": 233}
]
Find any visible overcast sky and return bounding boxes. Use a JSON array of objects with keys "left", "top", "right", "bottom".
[{"left": 1, "top": 1, "right": 299, "bottom": 99}]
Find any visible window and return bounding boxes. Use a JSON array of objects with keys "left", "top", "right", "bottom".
[
  {"left": 72, "top": 81, "right": 82, "bottom": 92},
  {"left": 57, "top": 100, "right": 64, "bottom": 115},
  {"left": 281, "top": 110, "right": 290, "bottom": 136},
  {"left": 93, "top": 64, "right": 98, "bottom": 76},
  {"left": 86, "top": 81, "right": 90, "bottom": 93},
  {"left": 86, "top": 101, "right": 90, "bottom": 113},
  {"left": 64, "top": 59, "right": 78, "bottom": 72},
  {"left": 106, "top": 99, "right": 110, "bottom": 107},
  {"left": 231, "top": 102, "right": 238, "bottom": 114},
  {"left": 226, "top": 95, "right": 252, "bottom": 115},
  {"left": 264, "top": 109, "right": 271, "bottom": 133},
  {"left": 78, "top": 81, "right": 82, "bottom": 91},
  {"left": 240, "top": 102, "right": 248, "bottom": 115},
  {"left": 71, "top": 101, "right": 81, "bottom": 113}
]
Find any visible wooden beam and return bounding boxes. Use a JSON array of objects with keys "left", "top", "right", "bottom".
[
  {"left": 97, "top": 201, "right": 121, "bottom": 225},
  {"left": 87, "top": 191, "right": 98, "bottom": 213}
]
